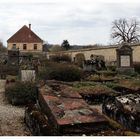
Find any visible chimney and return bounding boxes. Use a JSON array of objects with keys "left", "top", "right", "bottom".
[{"left": 29, "top": 24, "right": 31, "bottom": 30}]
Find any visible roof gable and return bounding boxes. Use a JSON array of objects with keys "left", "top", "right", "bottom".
[{"left": 7, "top": 25, "right": 43, "bottom": 43}]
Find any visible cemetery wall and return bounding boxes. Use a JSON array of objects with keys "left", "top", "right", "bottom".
[
  {"left": 132, "top": 45, "right": 140, "bottom": 62},
  {"left": 47, "top": 44, "right": 140, "bottom": 62}
]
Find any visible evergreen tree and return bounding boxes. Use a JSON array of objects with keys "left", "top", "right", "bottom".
[{"left": 61, "top": 40, "right": 70, "bottom": 50}]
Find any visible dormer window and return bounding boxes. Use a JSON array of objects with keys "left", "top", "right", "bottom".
[{"left": 23, "top": 44, "right": 27, "bottom": 50}]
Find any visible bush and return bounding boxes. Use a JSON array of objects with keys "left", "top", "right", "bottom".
[
  {"left": 49, "top": 66, "right": 82, "bottom": 82},
  {"left": 107, "top": 65, "right": 116, "bottom": 71},
  {"left": 97, "top": 70, "right": 117, "bottom": 77},
  {"left": 86, "top": 74, "right": 100, "bottom": 81},
  {"left": 5, "top": 81, "right": 37, "bottom": 105},
  {"left": 134, "top": 62, "right": 140, "bottom": 74},
  {"left": 0, "top": 64, "right": 19, "bottom": 76},
  {"left": 49, "top": 54, "right": 71, "bottom": 62},
  {"left": 38, "top": 63, "right": 83, "bottom": 82}
]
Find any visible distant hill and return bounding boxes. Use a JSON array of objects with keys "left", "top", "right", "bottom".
[{"left": 43, "top": 43, "right": 105, "bottom": 52}]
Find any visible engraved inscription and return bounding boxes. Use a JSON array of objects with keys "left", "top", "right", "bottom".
[{"left": 120, "top": 55, "right": 130, "bottom": 67}]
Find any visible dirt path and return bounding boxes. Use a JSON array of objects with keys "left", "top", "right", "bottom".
[{"left": 0, "top": 80, "right": 31, "bottom": 136}]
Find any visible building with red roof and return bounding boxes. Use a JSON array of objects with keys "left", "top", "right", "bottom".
[{"left": 7, "top": 24, "right": 43, "bottom": 52}]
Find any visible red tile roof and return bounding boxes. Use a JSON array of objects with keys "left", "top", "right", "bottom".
[{"left": 7, "top": 25, "right": 43, "bottom": 43}]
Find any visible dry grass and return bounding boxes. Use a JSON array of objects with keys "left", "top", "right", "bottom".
[
  {"left": 118, "top": 79, "right": 140, "bottom": 90},
  {"left": 73, "top": 84, "right": 115, "bottom": 95}
]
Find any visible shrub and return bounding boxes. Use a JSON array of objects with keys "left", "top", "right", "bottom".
[
  {"left": 49, "top": 54, "right": 71, "bottom": 62},
  {"left": 49, "top": 66, "right": 82, "bottom": 82},
  {"left": 37, "top": 67, "right": 49, "bottom": 80},
  {"left": 39, "top": 59, "right": 53, "bottom": 67},
  {"left": 86, "top": 74, "right": 100, "bottom": 81},
  {"left": 134, "top": 62, "right": 140, "bottom": 74},
  {"left": 107, "top": 65, "right": 116, "bottom": 71},
  {"left": 38, "top": 63, "right": 83, "bottom": 82},
  {"left": 5, "top": 81, "right": 37, "bottom": 105},
  {"left": 0, "top": 64, "right": 19, "bottom": 76},
  {"left": 97, "top": 70, "right": 117, "bottom": 77}
]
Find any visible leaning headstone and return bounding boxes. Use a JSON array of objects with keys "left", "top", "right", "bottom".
[
  {"left": 21, "top": 70, "right": 36, "bottom": 82},
  {"left": 116, "top": 43, "right": 134, "bottom": 74}
]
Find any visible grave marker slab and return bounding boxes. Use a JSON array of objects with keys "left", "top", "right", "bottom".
[
  {"left": 120, "top": 55, "right": 130, "bottom": 67},
  {"left": 116, "top": 43, "right": 134, "bottom": 74},
  {"left": 21, "top": 70, "right": 35, "bottom": 82}
]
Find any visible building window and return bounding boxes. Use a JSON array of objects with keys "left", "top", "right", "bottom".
[
  {"left": 12, "top": 44, "right": 16, "bottom": 49},
  {"left": 23, "top": 44, "right": 27, "bottom": 50},
  {"left": 34, "top": 44, "right": 37, "bottom": 50}
]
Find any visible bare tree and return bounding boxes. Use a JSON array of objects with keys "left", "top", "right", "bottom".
[{"left": 111, "top": 18, "right": 140, "bottom": 44}]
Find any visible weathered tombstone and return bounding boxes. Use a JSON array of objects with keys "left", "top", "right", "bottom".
[
  {"left": 116, "top": 43, "right": 134, "bottom": 74},
  {"left": 83, "top": 55, "right": 105, "bottom": 71},
  {"left": 21, "top": 70, "right": 36, "bottom": 82},
  {"left": 83, "top": 60, "right": 96, "bottom": 71}
]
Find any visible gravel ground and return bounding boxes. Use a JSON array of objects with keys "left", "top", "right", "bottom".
[{"left": 0, "top": 80, "right": 31, "bottom": 136}]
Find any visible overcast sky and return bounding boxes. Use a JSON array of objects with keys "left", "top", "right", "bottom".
[{"left": 0, "top": 0, "right": 140, "bottom": 46}]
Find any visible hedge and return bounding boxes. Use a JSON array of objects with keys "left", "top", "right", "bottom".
[{"left": 5, "top": 81, "right": 37, "bottom": 105}]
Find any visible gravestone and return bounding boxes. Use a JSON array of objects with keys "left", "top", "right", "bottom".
[
  {"left": 21, "top": 70, "right": 36, "bottom": 82},
  {"left": 116, "top": 43, "right": 134, "bottom": 74},
  {"left": 83, "top": 55, "right": 105, "bottom": 71}
]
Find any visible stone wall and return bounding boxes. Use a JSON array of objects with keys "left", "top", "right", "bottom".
[
  {"left": 47, "top": 44, "right": 140, "bottom": 63},
  {"left": 132, "top": 45, "right": 140, "bottom": 62}
]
